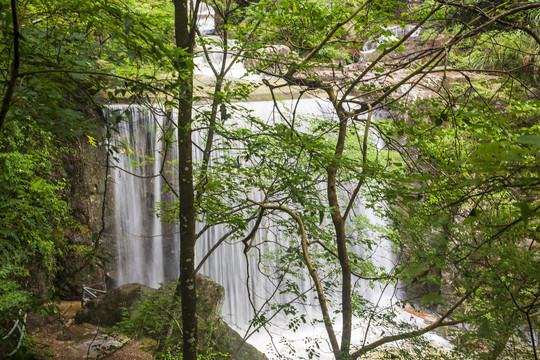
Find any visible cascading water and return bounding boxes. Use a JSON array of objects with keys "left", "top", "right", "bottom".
[
  {"left": 110, "top": 99, "right": 349, "bottom": 321},
  {"left": 108, "top": 98, "right": 411, "bottom": 358},
  {"left": 111, "top": 105, "right": 166, "bottom": 288},
  {"left": 108, "top": 13, "right": 449, "bottom": 358},
  {"left": 359, "top": 24, "right": 421, "bottom": 62}
]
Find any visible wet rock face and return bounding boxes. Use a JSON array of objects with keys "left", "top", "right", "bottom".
[{"left": 55, "top": 128, "right": 111, "bottom": 300}]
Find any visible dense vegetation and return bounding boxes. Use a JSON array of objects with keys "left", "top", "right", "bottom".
[
  {"left": 0, "top": 0, "right": 176, "bottom": 352},
  {"left": 1, "top": 0, "right": 539, "bottom": 359}
]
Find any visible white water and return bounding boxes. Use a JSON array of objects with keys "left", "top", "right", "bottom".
[
  {"left": 110, "top": 99, "right": 347, "bottom": 318},
  {"left": 108, "top": 13, "right": 451, "bottom": 359},
  {"left": 108, "top": 99, "right": 446, "bottom": 359},
  {"left": 194, "top": 37, "right": 257, "bottom": 80},
  {"left": 363, "top": 24, "right": 421, "bottom": 52},
  {"left": 197, "top": 3, "right": 215, "bottom": 36}
]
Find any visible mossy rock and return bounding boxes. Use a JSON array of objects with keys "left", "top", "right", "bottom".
[{"left": 75, "top": 283, "right": 153, "bottom": 327}]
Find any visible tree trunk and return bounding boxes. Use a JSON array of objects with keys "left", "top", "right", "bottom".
[
  {"left": 0, "top": 0, "right": 20, "bottom": 131},
  {"left": 327, "top": 110, "right": 353, "bottom": 360},
  {"left": 173, "top": 1, "right": 197, "bottom": 360}
]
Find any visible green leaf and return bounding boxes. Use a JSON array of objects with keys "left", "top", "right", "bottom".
[
  {"left": 401, "top": 195, "right": 416, "bottom": 204},
  {"left": 457, "top": 178, "right": 482, "bottom": 188},
  {"left": 435, "top": 112, "right": 447, "bottom": 126},
  {"left": 463, "top": 216, "right": 477, "bottom": 225},
  {"left": 514, "top": 202, "right": 533, "bottom": 224},
  {"left": 517, "top": 134, "right": 540, "bottom": 147},
  {"left": 31, "top": 178, "right": 43, "bottom": 190},
  {"left": 421, "top": 292, "right": 446, "bottom": 306},
  {"left": 402, "top": 263, "right": 429, "bottom": 284},
  {"left": 456, "top": 279, "right": 472, "bottom": 291}
]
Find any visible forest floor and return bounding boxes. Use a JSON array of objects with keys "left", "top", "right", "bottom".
[
  {"left": 25, "top": 302, "right": 532, "bottom": 360},
  {"left": 28, "top": 301, "right": 152, "bottom": 360}
]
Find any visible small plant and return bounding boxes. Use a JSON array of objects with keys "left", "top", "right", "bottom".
[
  {"left": 109, "top": 281, "right": 232, "bottom": 359},
  {"left": 161, "top": 348, "right": 230, "bottom": 360}
]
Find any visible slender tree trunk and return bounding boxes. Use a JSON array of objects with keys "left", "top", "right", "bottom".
[
  {"left": 173, "top": 1, "right": 197, "bottom": 360},
  {"left": 327, "top": 110, "right": 353, "bottom": 360},
  {"left": 0, "top": 0, "right": 20, "bottom": 131}
]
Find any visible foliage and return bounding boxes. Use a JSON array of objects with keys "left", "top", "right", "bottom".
[
  {"left": 225, "top": 1, "right": 540, "bottom": 359},
  {"left": 111, "top": 281, "right": 181, "bottom": 351},
  {"left": 381, "top": 83, "right": 540, "bottom": 359},
  {"left": 2, "top": 0, "right": 540, "bottom": 359},
  {"left": 0, "top": 113, "right": 75, "bottom": 332},
  {"left": 451, "top": 29, "right": 540, "bottom": 83},
  {"left": 425, "top": 2, "right": 540, "bottom": 84},
  {"left": 237, "top": 0, "right": 413, "bottom": 72},
  {"left": 0, "top": 0, "right": 179, "bottom": 335},
  {"left": 162, "top": 348, "right": 230, "bottom": 360},
  {"left": 0, "top": 0, "right": 142, "bottom": 337}
]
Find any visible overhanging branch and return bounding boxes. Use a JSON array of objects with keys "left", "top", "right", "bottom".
[
  {"left": 351, "top": 285, "right": 477, "bottom": 359},
  {"left": 247, "top": 198, "right": 341, "bottom": 356}
]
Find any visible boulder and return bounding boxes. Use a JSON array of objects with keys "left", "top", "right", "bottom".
[
  {"left": 357, "top": 49, "right": 382, "bottom": 63},
  {"left": 245, "top": 45, "right": 292, "bottom": 69},
  {"left": 201, "top": 319, "right": 268, "bottom": 360},
  {"left": 75, "top": 274, "right": 225, "bottom": 327},
  {"left": 74, "top": 277, "right": 267, "bottom": 359},
  {"left": 223, "top": 323, "right": 268, "bottom": 360},
  {"left": 196, "top": 274, "right": 225, "bottom": 322},
  {"left": 75, "top": 283, "right": 153, "bottom": 327},
  {"left": 265, "top": 44, "right": 291, "bottom": 56}
]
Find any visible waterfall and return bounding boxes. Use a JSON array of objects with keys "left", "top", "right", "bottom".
[
  {"left": 111, "top": 106, "right": 166, "bottom": 288},
  {"left": 110, "top": 99, "right": 346, "bottom": 320},
  {"left": 107, "top": 98, "right": 412, "bottom": 358},
  {"left": 107, "top": 7, "right": 452, "bottom": 355}
]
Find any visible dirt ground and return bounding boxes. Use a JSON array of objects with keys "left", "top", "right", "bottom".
[{"left": 28, "top": 301, "right": 153, "bottom": 360}]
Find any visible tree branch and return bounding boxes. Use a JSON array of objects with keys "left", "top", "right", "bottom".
[
  {"left": 351, "top": 286, "right": 476, "bottom": 359},
  {"left": 343, "top": 104, "right": 372, "bottom": 221},
  {"left": 247, "top": 199, "right": 341, "bottom": 356}
]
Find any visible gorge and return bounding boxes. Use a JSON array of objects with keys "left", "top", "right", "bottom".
[{"left": 1, "top": 1, "right": 539, "bottom": 359}]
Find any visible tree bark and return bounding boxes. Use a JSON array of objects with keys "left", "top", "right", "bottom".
[
  {"left": 327, "top": 108, "right": 353, "bottom": 360},
  {"left": 173, "top": 1, "right": 197, "bottom": 360},
  {"left": 0, "top": 0, "right": 20, "bottom": 131}
]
